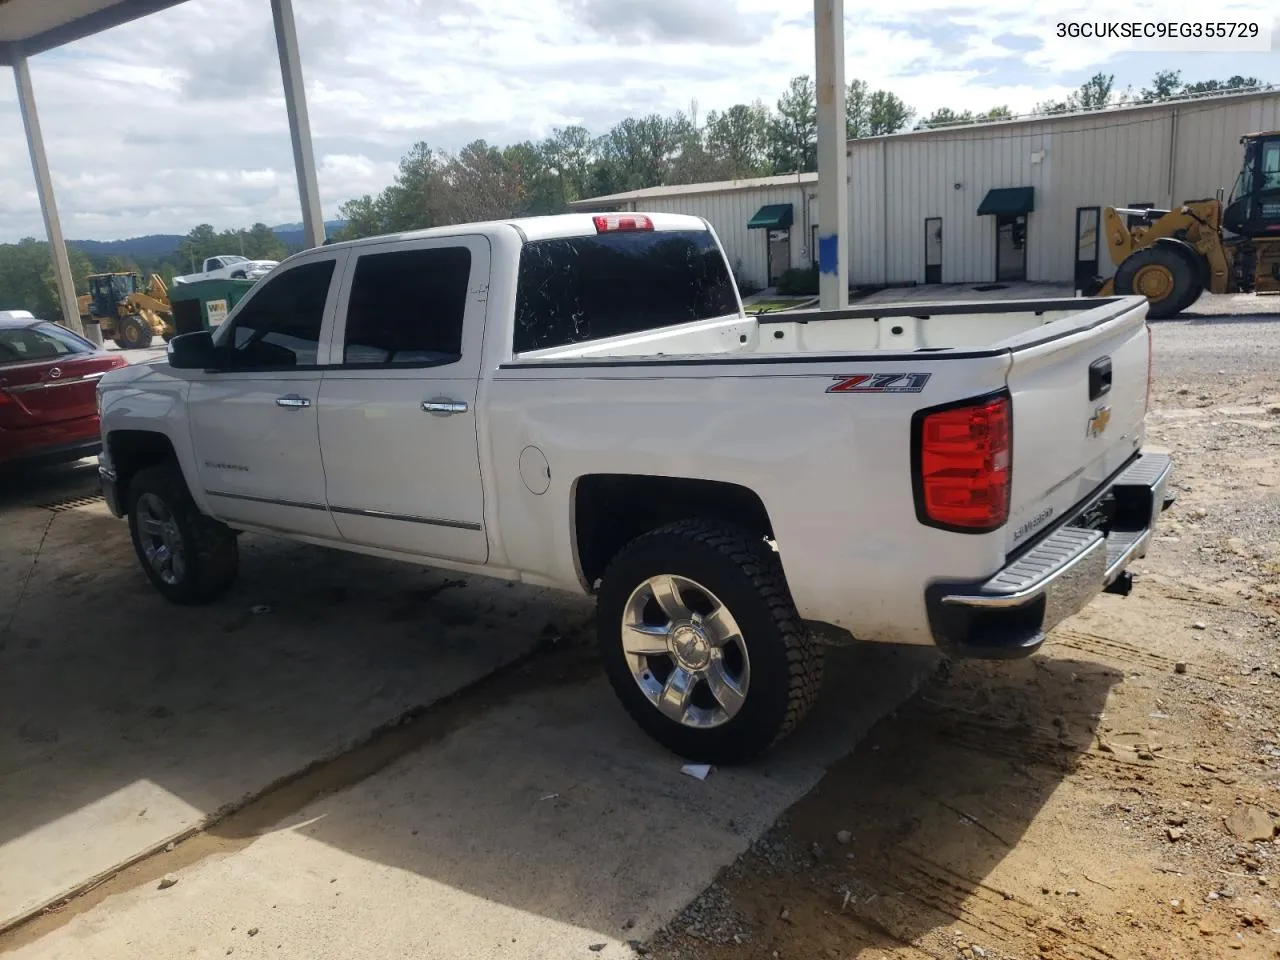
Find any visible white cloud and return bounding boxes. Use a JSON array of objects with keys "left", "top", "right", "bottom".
[{"left": 0, "top": 0, "right": 1273, "bottom": 240}]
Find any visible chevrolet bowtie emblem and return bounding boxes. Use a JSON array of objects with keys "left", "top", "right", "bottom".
[{"left": 1087, "top": 404, "right": 1112, "bottom": 438}]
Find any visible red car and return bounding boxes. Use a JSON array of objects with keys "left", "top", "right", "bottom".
[{"left": 0, "top": 316, "right": 128, "bottom": 470}]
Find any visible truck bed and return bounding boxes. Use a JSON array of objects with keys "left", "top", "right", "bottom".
[{"left": 513, "top": 297, "right": 1134, "bottom": 362}]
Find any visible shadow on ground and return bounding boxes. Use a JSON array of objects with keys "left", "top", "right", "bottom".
[
  {"left": 0, "top": 462, "right": 588, "bottom": 925},
  {"left": 645, "top": 654, "right": 1121, "bottom": 958}
]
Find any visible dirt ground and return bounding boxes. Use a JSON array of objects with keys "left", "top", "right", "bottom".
[{"left": 644, "top": 304, "right": 1280, "bottom": 960}]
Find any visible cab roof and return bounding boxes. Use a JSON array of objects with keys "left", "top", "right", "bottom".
[{"left": 315, "top": 212, "right": 710, "bottom": 254}]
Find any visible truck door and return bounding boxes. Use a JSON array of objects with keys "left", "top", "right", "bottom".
[
  {"left": 185, "top": 255, "right": 345, "bottom": 538},
  {"left": 317, "top": 235, "right": 490, "bottom": 564}
]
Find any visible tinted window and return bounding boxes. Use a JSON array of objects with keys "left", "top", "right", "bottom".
[
  {"left": 216, "top": 260, "right": 335, "bottom": 367},
  {"left": 513, "top": 230, "right": 737, "bottom": 353},
  {"left": 0, "top": 323, "right": 96, "bottom": 365},
  {"left": 343, "top": 247, "right": 471, "bottom": 365}
]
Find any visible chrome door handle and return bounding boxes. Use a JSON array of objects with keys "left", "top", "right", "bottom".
[
  {"left": 421, "top": 399, "right": 468, "bottom": 415},
  {"left": 275, "top": 395, "right": 311, "bottom": 409}
]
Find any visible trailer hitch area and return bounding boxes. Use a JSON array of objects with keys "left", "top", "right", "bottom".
[{"left": 1104, "top": 571, "right": 1135, "bottom": 597}]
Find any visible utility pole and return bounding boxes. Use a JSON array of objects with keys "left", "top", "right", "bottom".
[{"left": 814, "top": 0, "right": 849, "bottom": 308}]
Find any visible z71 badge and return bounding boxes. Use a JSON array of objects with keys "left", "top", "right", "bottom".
[{"left": 827, "top": 373, "right": 932, "bottom": 394}]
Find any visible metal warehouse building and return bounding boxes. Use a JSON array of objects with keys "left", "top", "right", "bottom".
[{"left": 572, "top": 88, "right": 1280, "bottom": 292}]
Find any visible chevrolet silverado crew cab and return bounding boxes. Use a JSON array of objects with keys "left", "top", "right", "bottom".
[{"left": 96, "top": 212, "right": 1173, "bottom": 762}]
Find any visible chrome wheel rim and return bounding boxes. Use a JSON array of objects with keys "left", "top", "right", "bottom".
[
  {"left": 136, "top": 493, "right": 186, "bottom": 586},
  {"left": 621, "top": 574, "right": 750, "bottom": 729}
]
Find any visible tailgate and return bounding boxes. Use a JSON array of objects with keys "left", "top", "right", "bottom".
[{"left": 1003, "top": 297, "right": 1150, "bottom": 553}]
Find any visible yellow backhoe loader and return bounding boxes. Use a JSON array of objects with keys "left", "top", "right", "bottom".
[
  {"left": 1089, "top": 131, "right": 1280, "bottom": 318},
  {"left": 78, "top": 272, "right": 175, "bottom": 349}
]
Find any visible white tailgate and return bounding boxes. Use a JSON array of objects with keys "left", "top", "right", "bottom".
[{"left": 1002, "top": 298, "right": 1150, "bottom": 553}]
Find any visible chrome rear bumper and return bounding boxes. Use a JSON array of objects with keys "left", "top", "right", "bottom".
[{"left": 926, "top": 452, "right": 1174, "bottom": 659}]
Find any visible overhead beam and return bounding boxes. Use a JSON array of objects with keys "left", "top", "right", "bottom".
[
  {"left": 814, "top": 0, "right": 849, "bottom": 308},
  {"left": 0, "top": 0, "right": 190, "bottom": 64},
  {"left": 271, "top": 0, "right": 325, "bottom": 249},
  {"left": 12, "top": 47, "right": 84, "bottom": 335}
]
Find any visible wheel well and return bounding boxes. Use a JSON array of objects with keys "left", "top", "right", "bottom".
[
  {"left": 574, "top": 474, "right": 773, "bottom": 588},
  {"left": 106, "top": 431, "right": 177, "bottom": 511}
]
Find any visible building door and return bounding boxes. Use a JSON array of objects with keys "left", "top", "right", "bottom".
[
  {"left": 924, "top": 218, "right": 942, "bottom": 283},
  {"left": 1074, "top": 207, "right": 1100, "bottom": 291},
  {"left": 995, "top": 214, "right": 1027, "bottom": 282},
  {"left": 767, "top": 229, "right": 791, "bottom": 285}
]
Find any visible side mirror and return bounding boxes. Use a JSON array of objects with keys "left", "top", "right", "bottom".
[{"left": 167, "top": 330, "right": 217, "bottom": 369}]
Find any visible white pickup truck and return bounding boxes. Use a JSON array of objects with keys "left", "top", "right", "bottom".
[
  {"left": 96, "top": 212, "right": 1173, "bottom": 762},
  {"left": 173, "top": 255, "right": 278, "bottom": 286}
]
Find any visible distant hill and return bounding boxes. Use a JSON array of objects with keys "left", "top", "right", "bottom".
[
  {"left": 68, "top": 219, "right": 348, "bottom": 260},
  {"left": 70, "top": 235, "right": 184, "bottom": 258},
  {"left": 271, "top": 220, "right": 348, "bottom": 250}
]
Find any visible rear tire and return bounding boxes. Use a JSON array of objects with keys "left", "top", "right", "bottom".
[
  {"left": 127, "top": 463, "right": 238, "bottom": 605},
  {"left": 119, "top": 314, "right": 154, "bottom": 349},
  {"left": 596, "top": 519, "right": 823, "bottom": 764},
  {"left": 1115, "top": 246, "right": 1198, "bottom": 320}
]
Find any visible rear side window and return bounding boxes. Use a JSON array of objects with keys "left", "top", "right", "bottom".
[
  {"left": 218, "top": 259, "right": 335, "bottom": 367},
  {"left": 343, "top": 247, "right": 471, "bottom": 366},
  {"left": 0, "top": 323, "right": 95, "bottom": 365},
  {"left": 513, "top": 230, "right": 737, "bottom": 353}
]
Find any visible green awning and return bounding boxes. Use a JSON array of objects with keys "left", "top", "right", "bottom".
[
  {"left": 747, "top": 203, "right": 794, "bottom": 229},
  {"left": 977, "top": 187, "right": 1035, "bottom": 216}
]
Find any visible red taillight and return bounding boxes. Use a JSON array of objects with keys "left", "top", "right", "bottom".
[
  {"left": 914, "top": 394, "right": 1011, "bottom": 532},
  {"left": 0, "top": 389, "right": 13, "bottom": 406},
  {"left": 593, "top": 213, "right": 653, "bottom": 233}
]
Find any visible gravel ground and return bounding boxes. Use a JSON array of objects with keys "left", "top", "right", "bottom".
[{"left": 642, "top": 295, "right": 1280, "bottom": 960}]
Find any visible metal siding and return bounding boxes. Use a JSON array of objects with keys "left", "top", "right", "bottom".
[
  {"left": 638, "top": 183, "right": 811, "bottom": 290},
  {"left": 630, "top": 93, "right": 1280, "bottom": 290}
]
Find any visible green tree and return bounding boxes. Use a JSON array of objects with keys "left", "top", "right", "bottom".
[
  {"left": 845, "top": 79, "right": 870, "bottom": 138},
  {"left": 1182, "top": 75, "right": 1260, "bottom": 95},
  {"left": 981, "top": 106, "right": 1013, "bottom": 120},
  {"left": 1142, "top": 69, "right": 1182, "bottom": 101},
  {"left": 1076, "top": 72, "right": 1114, "bottom": 109},
  {"left": 867, "top": 90, "right": 914, "bottom": 135},
  {"left": 705, "top": 102, "right": 771, "bottom": 178},
  {"left": 242, "top": 223, "right": 288, "bottom": 261},
  {"left": 918, "top": 107, "right": 975, "bottom": 129},
  {"left": 769, "top": 75, "right": 817, "bottom": 173}
]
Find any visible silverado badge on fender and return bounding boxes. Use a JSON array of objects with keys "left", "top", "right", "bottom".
[
  {"left": 827, "top": 373, "right": 932, "bottom": 394},
  {"left": 1087, "top": 404, "right": 1112, "bottom": 438}
]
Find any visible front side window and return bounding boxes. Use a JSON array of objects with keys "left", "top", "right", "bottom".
[
  {"left": 513, "top": 229, "right": 737, "bottom": 353},
  {"left": 343, "top": 246, "right": 471, "bottom": 366},
  {"left": 0, "top": 323, "right": 96, "bottom": 364},
  {"left": 215, "top": 259, "right": 335, "bottom": 367},
  {"left": 1262, "top": 142, "right": 1280, "bottom": 192}
]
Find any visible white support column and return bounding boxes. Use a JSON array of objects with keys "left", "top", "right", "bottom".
[
  {"left": 814, "top": 0, "right": 849, "bottom": 309},
  {"left": 271, "top": 0, "right": 325, "bottom": 248},
  {"left": 12, "top": 48, "right": 85, "bottom": 336}
]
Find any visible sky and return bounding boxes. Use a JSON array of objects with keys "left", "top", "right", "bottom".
[{"left": 0, "top": 0, "right": 1275, "bottom": 242}]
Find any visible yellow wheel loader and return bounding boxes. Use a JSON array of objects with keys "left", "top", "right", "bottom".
[
  {"left": 78, "top": 273, "right": 175, "bottom": 349},
  {"left": 1090, "top": 131, "right": 1280, "bottom": 318}
]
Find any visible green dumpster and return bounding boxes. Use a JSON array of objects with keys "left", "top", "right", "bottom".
[{"left": 168, "top": 278, "right": 258, "bottom": 335}]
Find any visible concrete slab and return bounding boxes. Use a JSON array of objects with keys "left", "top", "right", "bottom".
[
  {"left": 856, "top": 282, "right": 1074, "bottom": 305},
  {"left": 4, "top": 643, "right": 933, "bottom": 960},
  {"left": 0, "top": 471, "right": 589, "bottom": 928}
]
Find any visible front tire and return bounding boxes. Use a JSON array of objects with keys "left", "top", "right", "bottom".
[
  {"left": 127, "top": 463, "right": 238, "bottom": 605},
  {"left": 597, "top": 519, "right": 823, "bottom": 763},
  {"left": 119, "top": 314, "right": 154, "bottom": 349},
  {"left": 1115, "top": 246, "right": 1198, "bottom": 320}
]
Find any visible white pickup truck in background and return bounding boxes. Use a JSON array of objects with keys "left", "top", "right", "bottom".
[
  {"left": 96, "top": 212, "right": 1173, "bottom": 762},
  {"left": 172, "top": 255, "right": 278, "bottom": 286}
]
